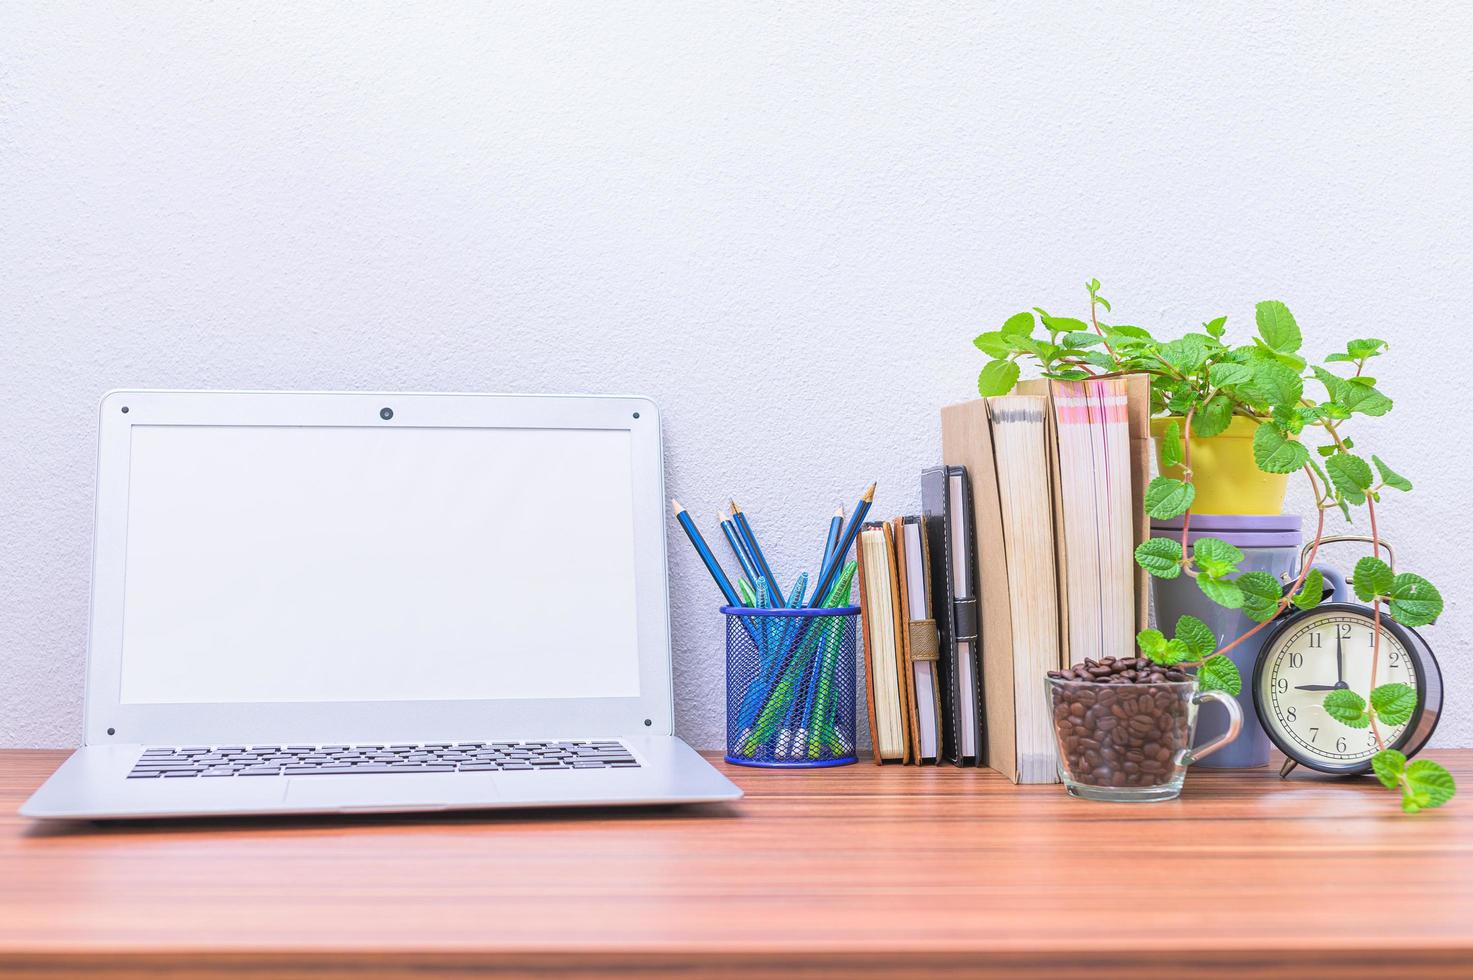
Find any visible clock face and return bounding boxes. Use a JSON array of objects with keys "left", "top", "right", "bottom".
[{"left": 1258, "top": 608, "right": 1421, "bottom": 769}]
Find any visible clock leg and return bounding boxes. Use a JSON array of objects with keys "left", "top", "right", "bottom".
[{"left": 1279, "top": 758, "right": 1299, "bottom": 779}]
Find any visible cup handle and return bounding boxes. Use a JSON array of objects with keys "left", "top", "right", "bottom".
[{"left": 1181, "top": 689, "right": 1243, "bottom": 765}]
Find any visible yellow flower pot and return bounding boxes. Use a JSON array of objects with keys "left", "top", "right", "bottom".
[{"left": 1150, "top": 416, "right": 1290, "bottom": 516}]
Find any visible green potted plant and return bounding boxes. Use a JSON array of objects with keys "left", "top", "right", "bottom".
[{"left": 972, "top": 280, "right": 1454, "bottom": 812}]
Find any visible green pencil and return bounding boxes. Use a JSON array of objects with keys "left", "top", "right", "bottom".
[{"left": 808, "top": 560, "right": 856, "bottom": 756}]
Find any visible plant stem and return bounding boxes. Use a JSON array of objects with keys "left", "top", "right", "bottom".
[
  {"left": 1178, "top": 405, "right": 1197, "bottom": 573},
  {"left": 1321, "top": 418, "right": 1388, "bottom": 752},
  {"left": 1088, "top": 293, "right": 1118, "bottom": 359}
]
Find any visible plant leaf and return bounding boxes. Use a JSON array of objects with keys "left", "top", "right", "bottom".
[
  {"left": 1352, "top": 557, "right": 1394, "bottom": 602},
  {"left": 1105, "top": 324, "right": 1154, "bottom": 340},
  {"left": 1197, "top": 576, "right": 1244, "bottom": 609},
  {"left": 1337, "top": 378, "right": 1393, "bottom": 417},
  {"left": 1237, "top": 571, "right": 1284, "bottom": 623},
  {"left": 1255, "top": 300, "right": 1302, "bottom": 354},
  {"left": 1292, "top": 568, "right": 1325, "bottom": 610},
  {"left": 1389, "top": 573, "right": 1443, "bottom": 627},
  {"left": 1325, "top": 451, "right": 1373, "bottom": 504},
  {"left": 1059, "top": 331, "right": 1105, "bottom": 349},
  {"left": 1136, "top": 628, "right": 1167, "bottom": 660},
  {"left": 1253, "top": 424, "right": 1309, "bottom": 474},
  {"left": 1197, "top": 655, "right": 1241, "bottom": 695},
  {"left": 1203, "top": 315, "right": 1227, "bottom": 339},
  {"left": 1145, "top": 477, "right": 1196, "bottom": 520},
  {"left": 1002, "top": 311, "right": 1035, "bottom": 338},
  {"left": 1372, "top": 455, "right": 1412, "bottom": 492},
  {"left": 1191, "top": 394, "right": 1234, "bottom": 438},
  {"left": 1403, "top": 759, "right": 1456, "bottom": 812},
  {"left": 1145, "top": 636, "right": 1190, "bottom": 666},
  {"left": 973, "top": 331, "right": 1015, "bottom": 358},
  {"left": 1160, "top": 335, "right": 1209, "bottom": 374},
  {"left": 1371, "top": 748, "right": 1406, "bottom": 790},
  {"left": 1371, "top": 683, "right": 1418, "bottom": 727},
  {"left": 1248, "top": 360, "right": 1304, "bottom": 408},
  {"left": 1192, "top": 537, "right": 1244, "bottom": 578},
  {"left": 1311, "top": 365, "right": 1344, "bottom": 402},
  {"left": 1208, "top": 362, "right": 1252, "bottom": 388},
  {"left": 1160, "top": 421, "right": 1183, "bottom": 468},
  {"left": 1175, "top": 614, "right": 1217, "bottom": 660},
  {"left": 1345, "top": 337, "right": 1388, "bottom": 360},
  {"left": 978, "top": 359, "right": 1020, "bottom": 397},
  {"left": 1135, "top": 538, "right": 1184, "bottom": 579},
  {"left": 1324, "top": 689, "right": 1371, "bottom": 728}
]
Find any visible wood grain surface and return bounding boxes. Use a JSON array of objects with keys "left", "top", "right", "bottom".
[{"left": 2, "top": 749, "right": 1471, "bottom": 977}]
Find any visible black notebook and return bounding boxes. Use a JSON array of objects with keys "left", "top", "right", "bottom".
[{"left": 921, "top": 465, "right": 983, "bottom": 766}]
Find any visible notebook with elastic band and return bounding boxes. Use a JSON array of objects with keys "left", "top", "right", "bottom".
[{"left": 921, "top": 465, "right": 983, "bottom": 767}]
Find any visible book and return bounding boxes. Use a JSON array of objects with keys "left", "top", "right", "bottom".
[
  {"left": 856, "top": 521, "right": 911, "bottom": 763},
  {"left": 1050, "top": 378, "right": 1136, "bottom": 665},
  {"left": 921, "top": 466, "right": 982, "bottom": 766},
  {"left": 893, "top": 515, "right": 942, "bottom": 764},
  {"left": 988, "top": 395, "right": 1062, "bottom": 784}
]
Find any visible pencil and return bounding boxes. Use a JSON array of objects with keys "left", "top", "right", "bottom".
[
  {"left": 670, "top": 499, "right": 743, "bottom": 608},
  {"left": 719, "top": 512, "right": 760, "bottom": 587},
  {"left": 808, "top": 482, "right": 875, "bottom": 607},
  {"left": 729, "top": 500, "right": 781, "bottom": 604},
  {"left": 820, "top": 505, "right": 844, "bottom": 575}
]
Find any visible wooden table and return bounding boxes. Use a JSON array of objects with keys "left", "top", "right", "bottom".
[{"left": 2, "top": 749, "right": 1470, "bottom": 977}]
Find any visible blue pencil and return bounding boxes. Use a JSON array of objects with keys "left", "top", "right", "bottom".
[
  {"left": 729, "top": 500, "right": 781, "bottom": 602},
  {"left": 807, "top": 482, "right": 875, "bottom": 607},
  {"left": 820, "top": 505, "right": 844, "bottom": 575},
  {"left": 671, "top": 499, "right": 743, "bottom": 608},
  {"left": 719, "top": 512, "right": 760, "bottom": 587}
]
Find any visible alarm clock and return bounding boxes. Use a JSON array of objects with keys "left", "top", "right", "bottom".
[{"left": 1252, "top": 537, "right": 1444, "bottom": 777}]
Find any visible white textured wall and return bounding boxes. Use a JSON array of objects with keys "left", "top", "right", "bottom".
[{"left": 3, "top": 3, "right": 1470, "bottom": 749}]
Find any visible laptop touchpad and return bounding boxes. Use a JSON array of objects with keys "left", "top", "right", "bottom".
[{"left": 285, "top": 774, "right": 499, "bottom": 809}]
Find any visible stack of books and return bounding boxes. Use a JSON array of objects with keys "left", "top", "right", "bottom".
[
  {"left": 855, "top": 518, "right": 942, "bottom": 764},
  {"left": 854, "top": 376, "right": 1149, "bottom": 776},
  {"left": 933, "top": 375, "right": 1150, "bottom": 782}
]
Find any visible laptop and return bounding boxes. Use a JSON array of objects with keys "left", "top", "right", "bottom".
[{"left": 22, "top": 390, "right": 741, "bottom": 819}]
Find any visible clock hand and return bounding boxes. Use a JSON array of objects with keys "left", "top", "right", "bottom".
[
  {"left": 1334, "top": 632, "right": 1348, "bottom": 690},
  {"left": 1294, "top": 683, "right": 1340, "bottom": 691}
]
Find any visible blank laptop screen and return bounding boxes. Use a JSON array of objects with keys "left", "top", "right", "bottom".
[{"left": 117, "top": 424, "right": 643, "bottom": 704}]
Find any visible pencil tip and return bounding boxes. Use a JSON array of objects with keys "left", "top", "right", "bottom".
[
  {"left": 836, "top": 505, "right": 846, "bottom": 518},
  {"left": 729, "top": 498, "right": 741, "bottom": 514},
  {"left": 862, "top": 482, "right": 876, "bottom": 502},
  {"left": 671, "top": 498, "right": 684, "bottom": 514}
]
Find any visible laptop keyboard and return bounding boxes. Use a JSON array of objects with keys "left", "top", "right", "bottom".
[{"left": 126, "top": 741, "right": 639, "bottom": 778}]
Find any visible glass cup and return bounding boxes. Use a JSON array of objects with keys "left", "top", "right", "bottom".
[{"left": 1046, "top": 676, "right": 1242, "bottom": 802}]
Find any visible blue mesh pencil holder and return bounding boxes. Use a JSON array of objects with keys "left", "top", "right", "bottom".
[{"left": 722, "top": 605, "right": 860, "bottom": 768}]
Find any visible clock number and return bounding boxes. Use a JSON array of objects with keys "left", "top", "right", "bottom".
[
  {"left": 1336, "top": 737, "right": 1347, "bottom": 753},
  {"left": 1286, "top": 706, "right": 1297, "bottom": 722},
  {"left": 1275, "top": 678, "right": 1288, "bottom": 694},
  {"left": 1288, "top": 652, "right": 1304, "bottom": 669},
  {"left": 1337, "top": 623, "right": 1353, "bottom": 639},
  {"left": 1368, "top": 732, "right": 1377, "bottom": 746},
  {"left": 1389, "top": 650, "right": 1400, "bottom": 667},
  {"left": 1309, "top": 727, "right": 1319, "bottom": 743},
  {"left": 1308, "top": 632, "right": 1323, "bottom": 648}
]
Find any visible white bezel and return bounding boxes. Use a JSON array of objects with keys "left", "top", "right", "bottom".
[{"left": 83, "top": 390, "right": 674, "bottom": 746}]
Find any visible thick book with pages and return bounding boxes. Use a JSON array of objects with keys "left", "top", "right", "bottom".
[{"left": 856, "top": 520, "right": 912, "bottom": 763}]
